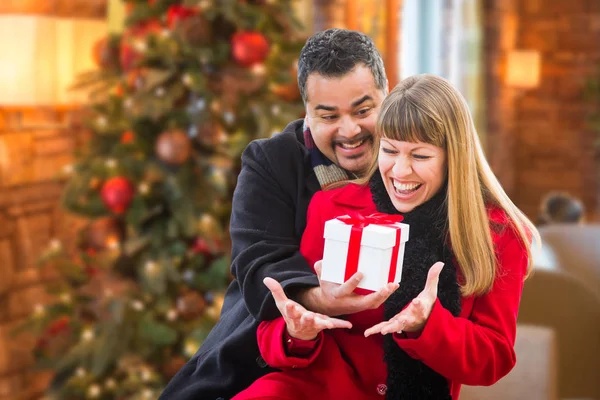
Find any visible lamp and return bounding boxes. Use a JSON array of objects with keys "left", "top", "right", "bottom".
[
  {"left": 56, "top": 18, "right": 108, "bottom": 105},
  {"left": 506, "top": 50, "right": 541, "bottom": 89},
  {"left": 0, "top": 15, "right": 58, "bottom": 106},
  {"left": 0, "top": 15, "right": 106, "bottom": 107}
]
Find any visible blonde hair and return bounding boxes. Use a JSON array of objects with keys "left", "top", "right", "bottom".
[{"left": 358, "top": 74, "right": 540, "bottom": 296}]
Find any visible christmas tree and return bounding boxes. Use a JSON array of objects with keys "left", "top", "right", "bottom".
[{"left": 18, "top": 1, "right": 305, "bottom": 399}]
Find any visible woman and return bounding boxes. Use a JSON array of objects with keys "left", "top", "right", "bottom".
[{"left": 233, "top": 74, "right": 539, "bottom": 400}]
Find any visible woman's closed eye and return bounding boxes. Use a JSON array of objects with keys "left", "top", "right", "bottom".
[{"left": 413, "top": 154, "right": 432, "bottom": 160}]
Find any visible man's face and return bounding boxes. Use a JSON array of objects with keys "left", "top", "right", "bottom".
[{"left": 305, "top": 66, "right": 386, "bottom": 176}]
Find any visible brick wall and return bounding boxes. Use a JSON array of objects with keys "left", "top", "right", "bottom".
[
  {"left": 483, "top": 0, "right": 519, "bottom": 199},
  {"left": 0, "top": 108, "right": 88, "bottom": 399},
  {"left": 0, "top": 0, "right": 105, "bottom": 397},
  {"left": 485, "top": 0, "right": 600, "bottom": 220}
]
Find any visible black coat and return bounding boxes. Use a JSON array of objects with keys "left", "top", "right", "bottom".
[{"left": 159, "top": 119, "right": 322, "bottom": 400}]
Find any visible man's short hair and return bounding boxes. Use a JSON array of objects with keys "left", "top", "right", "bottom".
[{"left": 297, "top": 28, "right": 387, "bottom": 102}]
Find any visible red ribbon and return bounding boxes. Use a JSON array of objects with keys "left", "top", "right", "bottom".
[{"left": 336, "top": 213, "right": 404, "bottom": 283}]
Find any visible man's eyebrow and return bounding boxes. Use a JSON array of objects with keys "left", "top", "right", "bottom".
[
  {"left": 314, "top": 95, "right": 373, "bottom": 112},
  {"left": 314, "top": 104, "right": 337, "bottom": 111},
  {"left": 351, "top": 95, "right": 372, "bottom": 107}
]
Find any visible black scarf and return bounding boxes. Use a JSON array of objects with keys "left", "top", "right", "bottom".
[{"left": 369, "top": 172, "right": 462, "bottom": 400}]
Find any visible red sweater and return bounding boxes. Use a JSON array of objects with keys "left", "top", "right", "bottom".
[{"left": 256, "top": 183, "right": 528, "bottom": 399}]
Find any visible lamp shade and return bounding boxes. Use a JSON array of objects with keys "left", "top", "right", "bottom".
[
  {"left": 506, "top": 50, "right": 541, "bottom": 89},
  {"left": 56, "top": 18, "right": 107, "bottom": 104},
  {"left": 0, "top": 15, "right": 58, "bottom": 105},
  {"left": 0, "top": 15, "right": 106, "bottom": 106}
]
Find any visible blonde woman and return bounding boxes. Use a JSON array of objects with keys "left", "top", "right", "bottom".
[{"left": 233, "top": 74, "right": 539, "bottom": 400}]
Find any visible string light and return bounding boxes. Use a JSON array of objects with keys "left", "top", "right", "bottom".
[
  {"left": 62, "top": 164, "right": 74, "bottom": 174},
  {"left": 49, "top": 239, "right": 62, "bottom": 251},
  {"left": 105, "top": 158, "right": 117, "bottom": 168},
  {"left": 59, "top": 293, "right": 72, "bottom": 304},
  {"left": 141, "top": 368, "right": 152, "bottom": 382},
  {"left": 131, "top": 300, "right": 145, "bottom": 311},
  {"left": 96, "top": 116, "right": 108, "bottom": 127},
  {"left": 81, "top": 328, "right": 94, "bottom": 342},
  {"left": 251, "top": 64, "right": 266, "bottom": 76},
  {"left": 87, "top": 384, "right": 101, "bottom": 398},
  {"left": 105, "top": 378, "right": 117, "bottom": 390},
  {"left": 33, "top": 304, "right": 45, "bottom": 317},
  {"left": 133, "top": 39, "right": 147, "bottom": 52},
  {"left": 138, "top": 182, "right": 150, "bottom": 195},
  {"left": 182, "top": 74, "right": 193, "bottom": 86},
  {"left": 144, "top": 261, "right": 159, "bottom": 277},
  {"left": 166, "top": 309, "right": 178, "bottom": 321}
]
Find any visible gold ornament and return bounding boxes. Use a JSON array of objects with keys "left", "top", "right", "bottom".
[
  {"left": 176, "top": 291, "right": 206, "bottom": 321},
  {"left": 155, "top": 129, "right": 192, "bottom": 165},
  {"left": 162, "top": 356, "right": 187, "bottom": 380}
]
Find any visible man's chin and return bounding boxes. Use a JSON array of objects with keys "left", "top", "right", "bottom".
[{"left": 339, "top": 161, "right": 371, "bottom": 178}]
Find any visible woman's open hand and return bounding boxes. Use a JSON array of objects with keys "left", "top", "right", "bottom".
[{"left": 364, "top": 262, "right": 444, "bottom": 337}]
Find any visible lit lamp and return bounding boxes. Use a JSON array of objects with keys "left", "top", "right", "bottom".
[
  {"left": 0, "top": 15, "right": 59, "bottom": 106},
  {"left": 506, "top": 50, "right": 541, "bottom": 89},
  {"left": 56, "top": 18, "right": 108, "bottom": 105},
  {"left": 0, "top": 15, "right": 106, "bottom": 108}
]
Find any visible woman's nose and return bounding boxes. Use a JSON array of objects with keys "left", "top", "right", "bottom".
[{"left": 392, "top": 156, "right": 412, "bottom": 177}]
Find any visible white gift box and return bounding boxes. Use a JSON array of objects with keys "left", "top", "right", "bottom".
[{"left": 321, "top": 215, "right": 410, "bottom": 292}]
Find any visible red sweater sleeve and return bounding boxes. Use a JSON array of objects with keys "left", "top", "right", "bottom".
[
  {"left": 299, "top": 191, "right": 327, "bottom": 272},
  {"left": 257, "top": 318, "right": 324, "bottom": 369},
  {"left": 393, "top": 225, "right": 528, "bottom": 386}
]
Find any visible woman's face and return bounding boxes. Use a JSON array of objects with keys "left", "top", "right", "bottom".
[{"left": 378, "top": 138, "right": 447, "bottom": 213}]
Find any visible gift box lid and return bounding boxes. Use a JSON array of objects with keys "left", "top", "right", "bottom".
[{"left": 324, "top": 217, "right": 409, "bottom": 250}]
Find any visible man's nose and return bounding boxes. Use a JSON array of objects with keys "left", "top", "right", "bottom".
[{"left": 338, "top": 115, "right": 361, "bottom": 138}]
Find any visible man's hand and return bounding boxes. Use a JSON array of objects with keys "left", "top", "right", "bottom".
[
  {"left": 264, "top": 277, "right": 352, "bottom": 341},
  {"left": 296, "top": 260, "right": 400, "bottom": 317},
  {"left": 364, "top": 262, "right": 444, "bottom": 337}
]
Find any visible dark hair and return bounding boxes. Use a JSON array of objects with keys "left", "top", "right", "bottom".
[
  {"left": 297, "top": 28, "right": 387, "bottom": 102},
  {"left": 537, "top": 191, "right": 585, "bottom": 226}
]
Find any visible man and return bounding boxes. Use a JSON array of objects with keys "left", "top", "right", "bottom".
[{"left": 159, "top": 28, "right": 391, "bottom": 400}]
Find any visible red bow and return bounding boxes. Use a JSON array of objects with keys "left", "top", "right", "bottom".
[
  {"left": 336, "top": 212, "right": 404, "bottom": 227},
  {"left": 336, "top": 212, "right": 404, "bottom": 284}
]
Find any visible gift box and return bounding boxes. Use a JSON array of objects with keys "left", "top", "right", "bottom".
[{"left": 321, "top": 213, "right": 410, "bottom": 292}]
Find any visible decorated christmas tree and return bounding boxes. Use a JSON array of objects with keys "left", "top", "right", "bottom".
[{"left": 19, "top": 1, "right": 305, "bottom": 398}]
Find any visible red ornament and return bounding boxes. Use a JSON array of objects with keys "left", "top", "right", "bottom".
[
  {"left": 47, "top": 316, "right": 71, "bottom": 336},
  {"left": 100, "top": 177, "right": 135, "bottom": 214},
  {"left": 191, "top": 238, "right": 212, "bottom": 256},
  {"left": 120, "top": 20, "right": 162, "bottom": 71},
  {"left": 121, "top": 131, "right": 135, "bottom": 144},
  {"left": 35, "top": 337, "right": 49, "bottom": 350},
  {"left": 231, "top": 31, "right": 269, "bottom": 67},
  {"left": 167, "top": 5, "right": 198, "bottom": 29},
  {"left": 114, "top": 83, "right": 124, "bottom": 97},
  {"left": 86, "top": 265, "right": 100, "bottom": 278}
]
